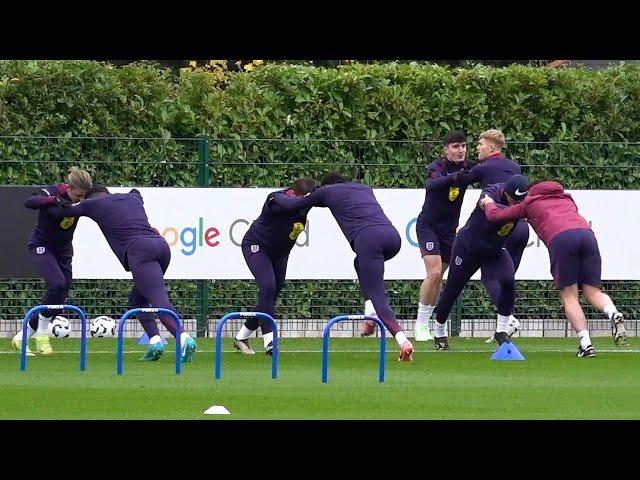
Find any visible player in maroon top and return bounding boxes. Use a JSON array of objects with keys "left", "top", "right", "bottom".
[{"left": 481, "top": 179, "right": 626, "bottom": 358}]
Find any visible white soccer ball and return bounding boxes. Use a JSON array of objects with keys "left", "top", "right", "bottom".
[
  {"left": 90, "top": 315, "right": 116, "bottom": 338},
  {"left": 49, "top": 316, "right": 71, "bottom": 338}
]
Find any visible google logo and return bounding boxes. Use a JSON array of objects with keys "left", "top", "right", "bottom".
[
  {"left": 155, "top": 217, "right": 311, "bottom": 256},
  {"left": 158, "top": 217, "right": 221, "bottom": 256},
  {"left": 405, "top": 218, "right": 419, "bottom": 248}
]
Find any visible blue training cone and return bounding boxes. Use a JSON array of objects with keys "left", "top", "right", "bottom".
[
  {"left": 490, "top": 342, "right": 525, "bottom": 361},
  {"left": 137, "top": 332, "right": 169, "bottom": 345}
]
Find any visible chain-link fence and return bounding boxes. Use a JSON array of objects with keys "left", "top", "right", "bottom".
[{"left": 2, "top": 136, "right": 638, "bottom": 188}]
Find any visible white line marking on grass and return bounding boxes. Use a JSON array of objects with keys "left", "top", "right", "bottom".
[
  {"left": 274, "top": 349, "right": 640, "bottom": 354},
  {"left": 0, "top": 350, "right": 159, "bottom": 355}
]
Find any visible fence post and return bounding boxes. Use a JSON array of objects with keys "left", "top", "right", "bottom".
[
  {"left": 198, "top": 135, "right": 210, "bottom": 187},
  {"left": 196, "top": 135, "right": 210, "bottom": 338},
  {"left": 196, "top": 282, "right": 209, "bottom": 337}
]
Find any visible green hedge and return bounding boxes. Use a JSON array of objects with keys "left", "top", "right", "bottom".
[{"left": 2, "top": 61, "right": 640, "bottom": 188}]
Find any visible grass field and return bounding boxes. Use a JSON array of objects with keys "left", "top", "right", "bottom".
[{"left": 1, "top": 336, "right": 639, "bottom": 420}]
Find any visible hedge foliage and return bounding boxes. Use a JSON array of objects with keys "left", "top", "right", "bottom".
[{"left": 2, "top": 60, "right": 639, "bottom": 188}]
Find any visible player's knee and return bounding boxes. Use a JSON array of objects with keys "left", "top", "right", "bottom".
[
  {"left": 426, "top": 269, "right": 443, "bottom": 283},
  {"left": 581, "top": 284, "right": 602, "bottom": 302}
]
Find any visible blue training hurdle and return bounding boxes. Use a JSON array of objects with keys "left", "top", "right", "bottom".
[
  {"left": 116, "top": 308, "right": 183, "bottom": 375},
  {"left": 322, "top": 315, "right": 387, "bottom": 383},
  {"left": 215, "top": 312, "right": 278, "bottom": 380},
  {"left": 19, "top": 304, "right": 88, "bottom": 372}
]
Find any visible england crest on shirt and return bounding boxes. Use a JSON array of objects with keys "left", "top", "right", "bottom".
[
  {"left": 425, "top": 242, "right": 434, "bottom": 251},
  {"left": 454, "top": 256, "right": 462, "bottom": 266},
  {"left": 251, "top": 245, "right": 260, "bottom": 253}
]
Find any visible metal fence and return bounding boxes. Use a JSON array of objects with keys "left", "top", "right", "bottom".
[
  {"left": 2, "top": 136, "right": 639, "bottom": 189},
  {"left": 1, "top": 137, "right": 638, "bottom": 338}
]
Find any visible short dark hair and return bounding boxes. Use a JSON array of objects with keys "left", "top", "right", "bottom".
[
  {"left": 443, "top": 130, "right": 466, "bottom": 146},
  {"left": 321, "top": 172, "right": 348, "bottom": 186},
  {"left": 291, "top": 177, "right": 319, "bottom": 196},
  {"left": 87, "top": 184, "right": 110, "bottom": 198}
]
